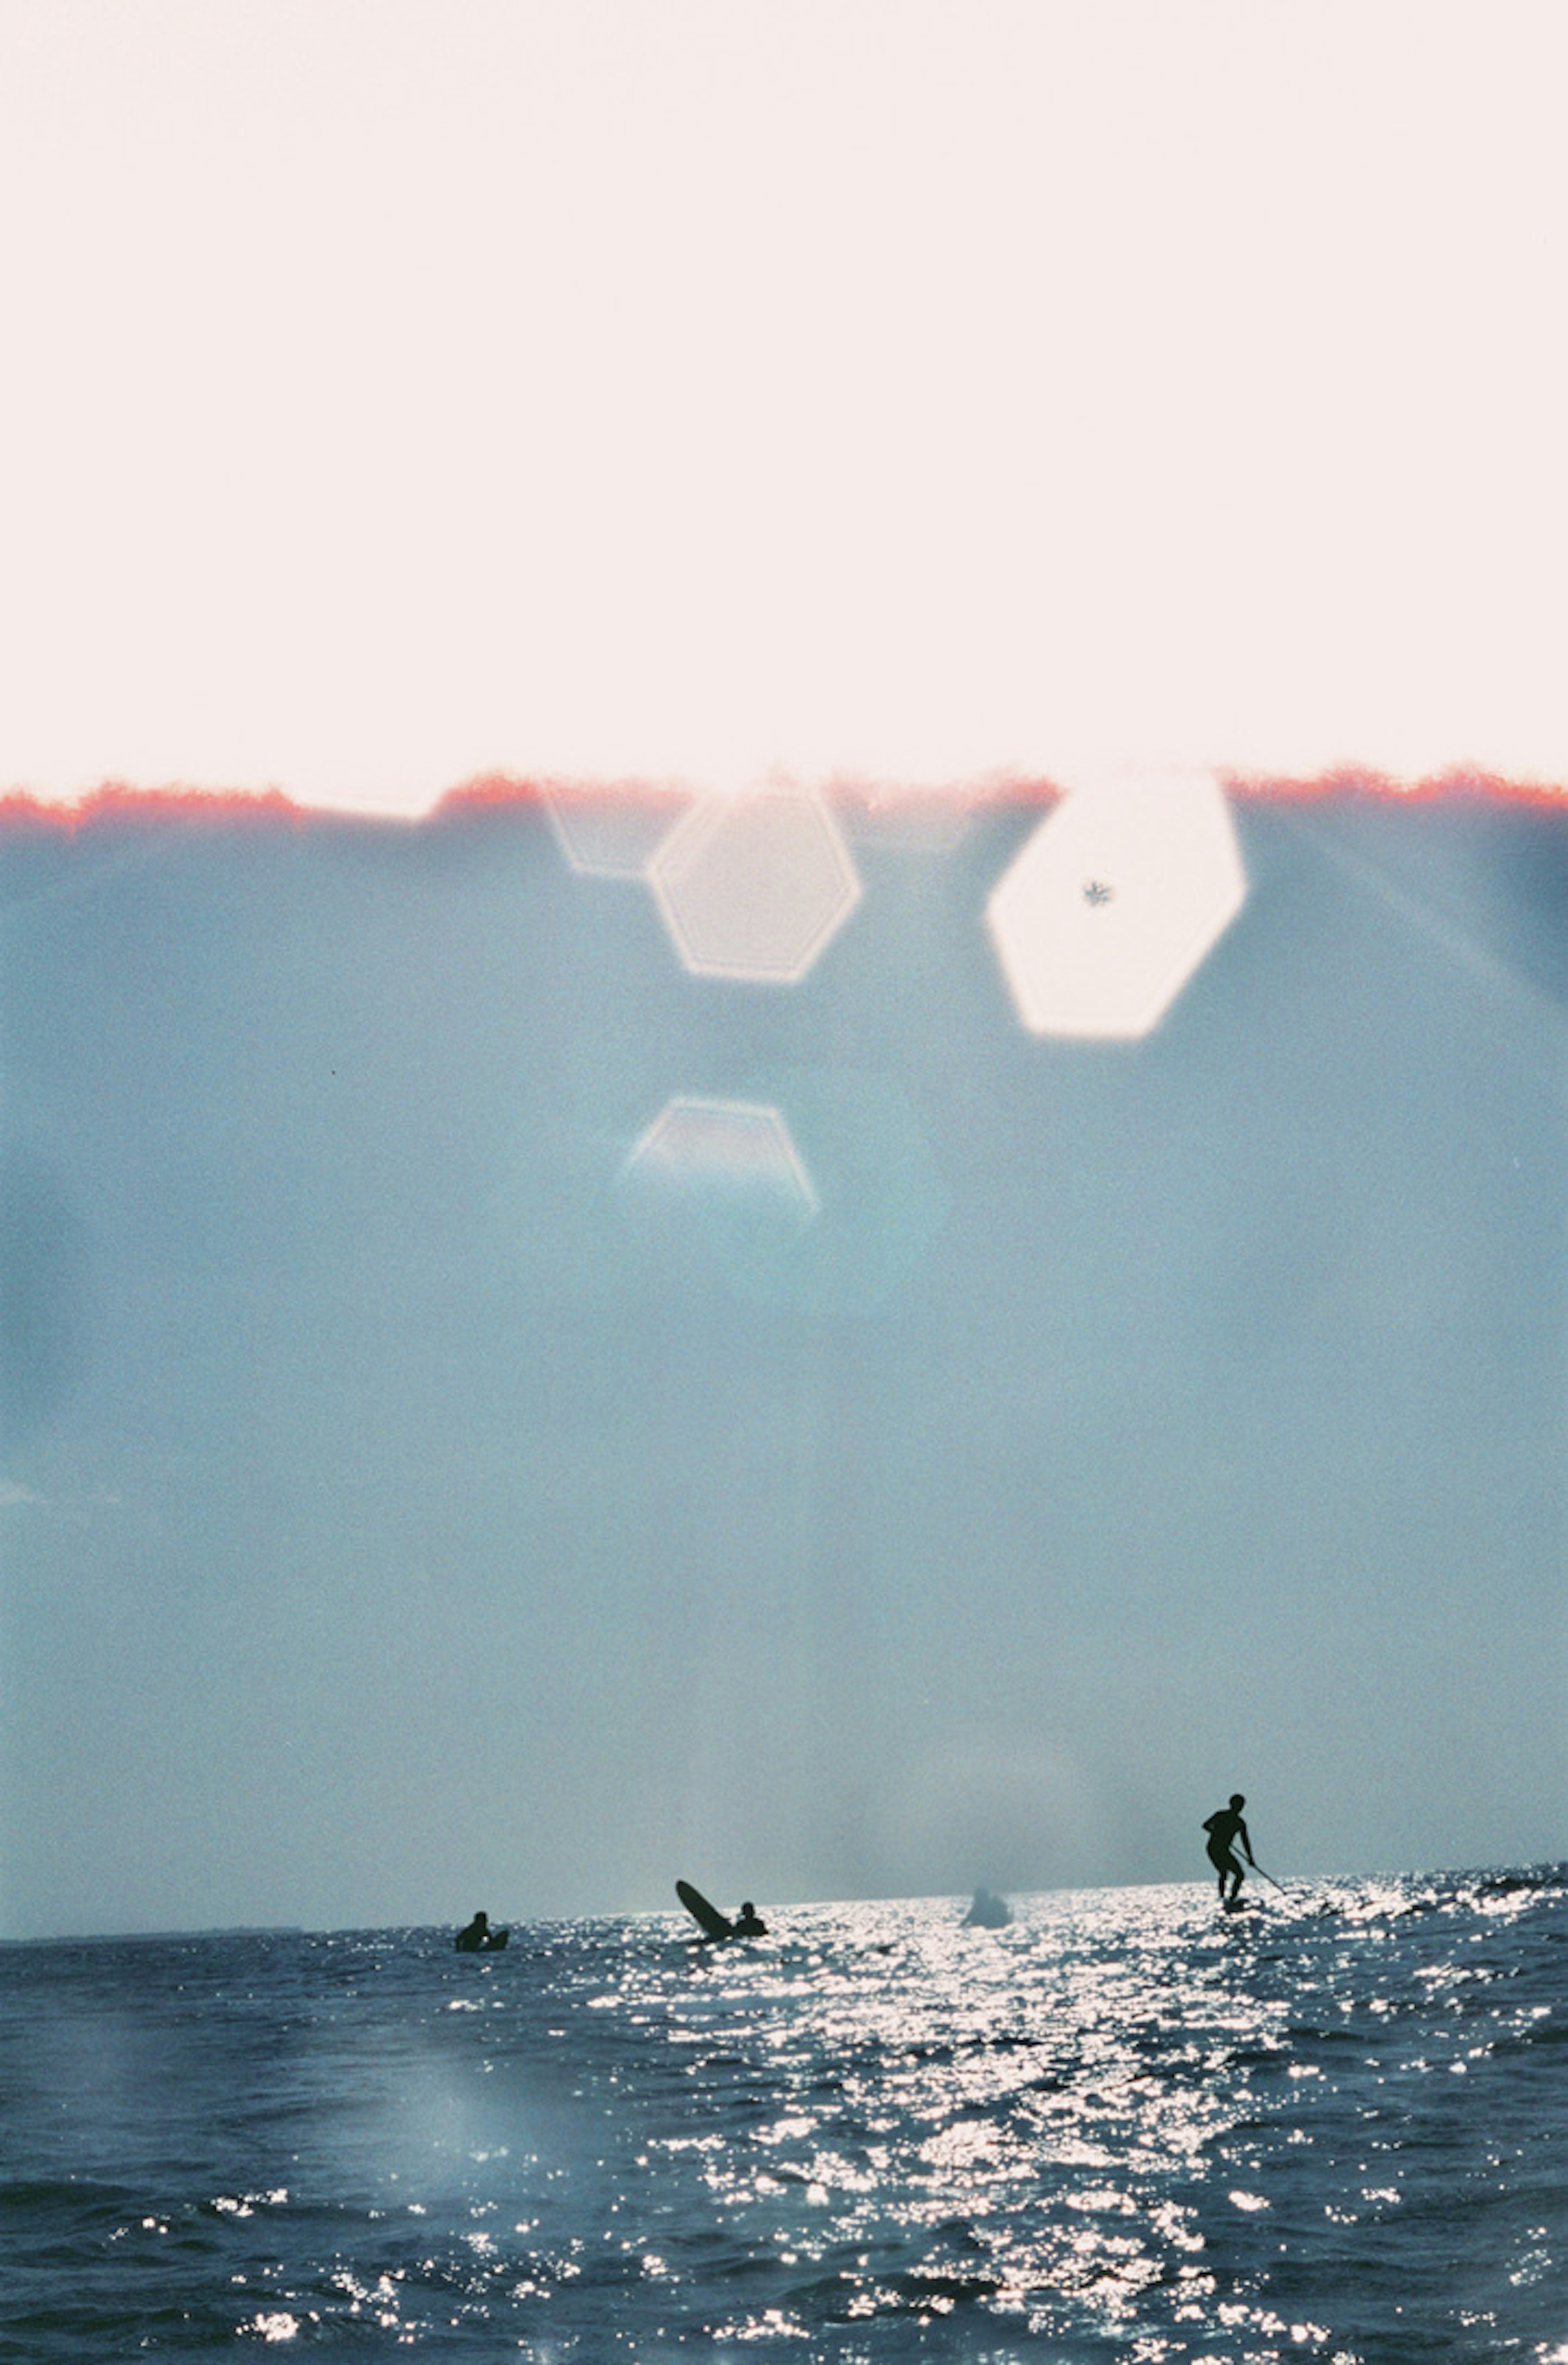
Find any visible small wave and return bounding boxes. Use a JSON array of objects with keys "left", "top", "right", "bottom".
[{"left": 0, "top": 2176, "right": 129, "bottom": 2215}]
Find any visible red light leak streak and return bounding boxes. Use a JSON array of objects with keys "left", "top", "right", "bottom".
[
  {"left": 1222, "top": 768, "right": 1568, "bottom": 813},
  {"left": 0, "top": 770, "right": 1562, "bottom": 839},
  {"left": 0, "top": 784, "right": 312, "bottom": 836}
]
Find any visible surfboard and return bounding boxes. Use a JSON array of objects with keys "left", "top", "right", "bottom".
[{"left": 676, "top": 1879, "right": 735, "bottom": 1941}]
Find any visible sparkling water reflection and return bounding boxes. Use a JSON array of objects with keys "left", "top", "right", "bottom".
[{"left": 0, "top": 1871, "right": 1562, "bottom": 2359}]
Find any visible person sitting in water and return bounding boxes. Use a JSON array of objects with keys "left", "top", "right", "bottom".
[
  {"left": 454, "top": 1911, "right": 494, "bottom": 1953},
  {"left": 1203, "top": 1795, "right": 1256, "bottom": 1906},
  {"left": 731, "top": 1901, "right": 767, "bottom": 1937}
]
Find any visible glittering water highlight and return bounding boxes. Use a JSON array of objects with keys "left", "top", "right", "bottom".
[{"left": 2, "top": 1869, "right": 1563, "bottom": 2360}]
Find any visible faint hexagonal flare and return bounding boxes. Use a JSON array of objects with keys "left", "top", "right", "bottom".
[
  {"left": 622, "top": 1096, "right": 819, "bottom": 1220},
  {"left": 986, "top": 773, "right": 1247, "bottom": 1038},
  {"left": 543, "top": 781, "right": 694, "bottom": 879},
  {"left": 712, "top": 1066, "right": 948, "bottom": 1317},
  {"left": 647, "top": 786, "right": 862, "bottom": 983},
  {"left": 845, "top": 786, "right": 974, "bottom": 857}
]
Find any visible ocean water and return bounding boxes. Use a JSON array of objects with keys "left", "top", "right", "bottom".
[{"left": 1, "top": 1870, "right": 1563, "bottom": 2362}]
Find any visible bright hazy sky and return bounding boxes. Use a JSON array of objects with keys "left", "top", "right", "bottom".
[
  {"left": 2, "top": 0, "right": 1568, "bottom": 811},
  {"left": 0, "top": 6, "right": 1564, "bottom": 1938},
  {"left": 1, "top": 788, "right": 1564, "bottom": 1936}
]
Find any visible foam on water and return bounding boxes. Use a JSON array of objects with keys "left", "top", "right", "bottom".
[{"left": 1, "top": 1869, "right": 1563, "bottom": 2360}]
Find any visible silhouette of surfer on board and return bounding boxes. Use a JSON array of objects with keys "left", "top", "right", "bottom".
[
  {"left": 1202, "top": 1795, "right": 1256, "bottom": 1907},
  {"left": 731, "top": 1901, "right": 767, "bottom": 1937},
  {"left": 454, "top": 1910, "right": 508, "bottom": 1952}
]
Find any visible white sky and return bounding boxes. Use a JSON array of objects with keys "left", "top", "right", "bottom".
[{"left": 3, "top": 0, "right": 1567, "bottom": 814}]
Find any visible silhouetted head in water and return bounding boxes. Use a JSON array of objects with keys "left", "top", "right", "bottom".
[{"left": 732, "top": 1900, "right": 768, "bottom": 1937}]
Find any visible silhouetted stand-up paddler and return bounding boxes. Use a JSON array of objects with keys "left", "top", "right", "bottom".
[{"left": 1202, "top": 1795, "right": 1257, "bottom": 1908}]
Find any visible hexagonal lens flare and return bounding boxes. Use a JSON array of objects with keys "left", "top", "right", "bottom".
[
  {"left": 986, "top": 774, "right": 1247, "bottom": 1038},
  {"left": 543, "top": 782, "right": 694, "bottom": 879},
  {"left": 648, "top": 787, "right": 861, "bottom": 983},
  {"left": 622, "top": 1096, "right": 819, "bottom": 1220}
]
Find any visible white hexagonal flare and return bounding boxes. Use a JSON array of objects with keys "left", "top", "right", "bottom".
[
  {"left": 985, "top": 773, "right": 1247, "bottom": 1038},
  {"left": 623, "top": 1096, "right": 819, "bottom": 1220},
  {"left": 543, "top": 781, "right": 694, "bottom": 879},
  {"left": 647, "top": 786, "right": 861, "bottom": 983}
]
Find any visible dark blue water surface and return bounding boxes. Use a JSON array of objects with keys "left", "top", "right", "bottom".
[{"left": 1, "top": 1870, "right": 1564, "bottom": 2361}]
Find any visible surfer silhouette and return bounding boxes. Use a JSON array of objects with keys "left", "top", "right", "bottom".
[
  {"left": 454, "top": 1910, "right": 508, "bottom": 1952},
  {"left": 676, "top": 1879, "right": 768, "bottom": 1940},
  {"left": 1202, "top": 1795, "right": 1256, "bottom": 1906}
]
